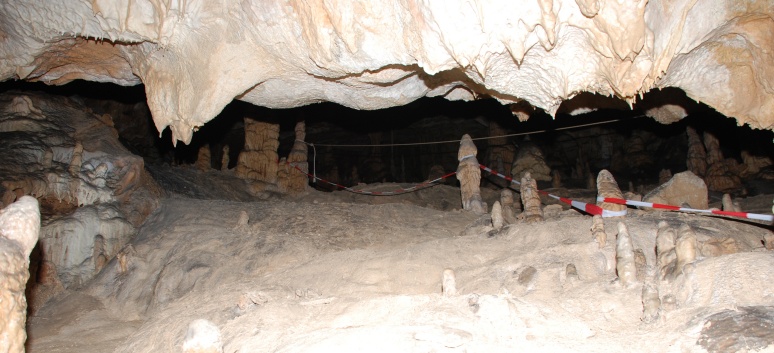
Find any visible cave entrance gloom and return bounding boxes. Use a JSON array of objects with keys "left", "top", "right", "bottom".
[
  {"left": 3, "top": 80, "right": 772, "bottom": 196},
  {"left": 0, "top": 80, "right": 773, "bottom": 353}
]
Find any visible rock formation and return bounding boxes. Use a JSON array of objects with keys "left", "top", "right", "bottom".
[
  {"left": 655, "top": 221, "right": 677, "bottom": 281},
  {"left": 641, "top": 282, "right": 661, "bottom": 324},
  {"left": 196, "top": 145, "right": 211, "bottom": 171},
  {"left": 511, "top": 141, "right": 551, "bottom": 181},
  {"left": 456, "top": 134, "right": 486, "bottom": 215},
  {"left": 277, "top": 121, "right": 309, "bottom": 194},
  {"left": 0, "top": 93, "right": 160, "bottom": 288},
  {"left": 702, "top": 131, "right": 742, "bottom": 192},
  {"left": 643, "top": 171, "right": 708, "bottom": 210},
  {"left": 490, "top": 201, "right": 504, "bottom": 231},
  {"left": 673, "top": 224, "right": 698, "bottom": 279},
  {"left": 2, "top": 1, "right": 772, "bottom": 145},
  {"left": 0, "top": 196, "right": 40, "bottom": 353},
  {"left": 499, "top": 189, "right": 518, "bottom": 224},
  {"left": 220, "top": 146, "right": 230, "bottom": 171},
  {"left": 685, "top": 127, "right": 708, "bottom": 177},
  {"left": 590, "top": 215, "right": 606, "bottom": 248},
  {"left": 596, "top": 170, "right": 627, "bottom": 215},
  {"left": 520, "top": 172, "right": 543, "bottom": 223},
  {"left": 236, "top": 118, "right": 280, "bottom": 183},
  {"left": 615, "top": 222, "right": 637, "bottom": 288}
]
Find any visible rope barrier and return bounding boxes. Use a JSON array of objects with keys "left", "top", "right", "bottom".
[
  {"left": 283, "top": 158, "right": 773, "bottom": 223},
  {"left": 297, "top": 115, "right": 646, "bottom": 148},
  {"left": 478, "top": 164, "right": 627, "bottom": 218},
  {"left": 285, "top": 161, "right": 457, "bottom": 195}
]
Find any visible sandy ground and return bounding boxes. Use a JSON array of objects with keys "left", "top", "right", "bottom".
[{"left": 25, "top": 176, "right": 774, "bottom": 353}]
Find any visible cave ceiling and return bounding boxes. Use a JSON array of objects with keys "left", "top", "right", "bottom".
[{"left": 1, "top": 0, "right": 772, "bottom": 144}]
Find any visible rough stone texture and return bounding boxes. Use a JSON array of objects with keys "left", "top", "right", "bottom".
[
  {"left": 702, "top": 132, "right": 742, "bottom": 193},
  {"left": 235, "top": 119, "right": 279, "bottom": 184},
  {"left": 1, "top": 1, "right": 772, "bottom": 145},
  {"left": 685, "top": 127, "right": 708, "bottom": 177},
  {"left": 511, "top": 142, "right": 551, "bottom": 182},
  {"left": 0, "top": 196, "right": 40, "bottom": 353},
  {"left": 615, "top": 222, "right": 637, "bottom": 288},
  {"left": 456, "top": 134, "right": 486, "bottom": 215},
  {"left": 590, "top": 215, "right": 606, "bottom": 248},
  {"left": 643, "top": 171, "right": 708, "bottom": 210},
  {"left": 697, "top": 306, "right": 774, "bottom": 353},
  {"left": 519, "top": 172, "right": 543, "bottom": 223},
  {"left": 0, "top": 93, "right": 160, "bottom": 288},
  {"left": 596, "top": 170, "right": 627, "bottom": 213},
  {"left": 196, "top": 145, "right": 211, "bottom": 171},
  {"left": 220, "top": 146, "right": 230, "bottom": 171},
  {"left": 655, "top": 221, "right": 677, "bottom": 281},
  {"left": 499, "top": 189, "right": 518, "bottom": 224},
  {"left": 277, "top": 121, "right": 309, "bottom": 194}
]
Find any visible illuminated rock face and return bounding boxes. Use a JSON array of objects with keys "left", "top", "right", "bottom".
[{"left": 1, "top": 0, "right": 772, "bottom": 144}]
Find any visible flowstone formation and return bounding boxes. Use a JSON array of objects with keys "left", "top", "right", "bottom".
[
  {"left": 0, "top": 196, "right": 40, "bottom": 353},
  {"left": 0, "top": 93, "right": 160, "bottom": 289},
  {"left": 277, "top": 121, "right": 309, "bottom": 195},
  {"left": 1, "top": 1, "right": 773, "bottom": 145},
  {"left": 235, "top": 119, "right": 279, "bottom": 184}
]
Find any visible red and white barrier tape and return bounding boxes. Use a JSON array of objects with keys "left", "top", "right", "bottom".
[
  {"left": 479, "top": 165, "right": 627, "bottom": 217},
  {"left": 597, "top": 197, "right": 774, "bottom": 222},
  {"left": 286, "top": 160, "right": 772, "bottom": 222}
]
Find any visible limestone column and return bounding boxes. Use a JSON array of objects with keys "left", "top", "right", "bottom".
[
  {"left": 278, "top": 121, "right": 309, "bottom": 194},
  {"left": 456, "top": 134, "right": 487, "bottom": 214},
  {"left": 235, "top": 118, "right": 279, "bottom": 183}
]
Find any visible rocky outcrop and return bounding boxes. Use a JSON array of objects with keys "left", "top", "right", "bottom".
[
  {"left": 643, "top": 171, "right": 708, "bottom": 210},
  {"left": 0, "top": 93, "right": 161, "bottom": 288},
  {"left": 511, "top": 142, "right": 551, "bottom": 182},
  {"left": 0, "top": 196, "right": 40, "bottom": 353},
  {"left": 1, "top": 1, "right": 772, "bottom": 145},
  {"left": 235, "top": 119, "right": 280, "bottom": 183}
]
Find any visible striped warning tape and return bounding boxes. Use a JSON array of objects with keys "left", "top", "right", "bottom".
[
  {"left": 285, "top": 162, "right": 457, "bottom": 195},
  {"left": 597, "top": 197, "right": 774, "bottom": 222},
  {"left": 479, "top": 164, "right": 627, "bottom": 218}
]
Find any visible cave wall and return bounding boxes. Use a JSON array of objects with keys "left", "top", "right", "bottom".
[{"left": 1, "top": 0, "right": 772, "bottom": 145}]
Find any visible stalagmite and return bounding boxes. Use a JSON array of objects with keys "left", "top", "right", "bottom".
[
  {"left": 511, "top": 141, "right": 552, "bottom": 182},
  {"left": 221, "top": 146, "right": 230, "bottom": 171},
  {"left": 499, "top": 189, "right": 518, "bottom": 224},
  {"left": 278, "top": 121, "right": 309, "bottom": 194},
  {"left": 641, "top": 282, "right": 661, "bottom": 323},
  {"left": 590, "top": 215, "right": 607, "bottom": 248},
  {"left": 686, "top": 127, "right": 707, "bottom": 177},
  {"left": 520, "top": 172, "right": 543, "bottom": 223},
  {"left": 456, "top": 134, "right": 486, "bottom": 215},
  {"left": 196, "top": 145, "right": 211, "bottom": 171},
  {"left": 596, "top": 170, "right": 627, "bottom": 216},
  {"left": 655, "top": 221, "right": 677, "bottom": 280},
  {"left": 442, "top": 269, "right": 457, "bottom": 297},
  {"left": 491, "top": 201, "right": 503, "bottom": 231},
  {"left": 235, "top": 118, "right": 279, "bottom": 183},
  {"left": 673, "top": 224, "right": 698, "bottom": 279},
  {"left": 552, "top": 170, "right": 562, "bottom": 189},
  {"left": 615, "top": 222, "right": 637, "bottom": 287},
  {"left": 702, "top": 131, "right": 741, "bottom": 192},
  {"left": 721, "top": 194, "right": 742, "bottom": 212},
  {"left": 0, "top": 196, "right": 40, "bottom": 353},
  {"left": 182, "top": 319, "right": 224, "bottom": 353}
]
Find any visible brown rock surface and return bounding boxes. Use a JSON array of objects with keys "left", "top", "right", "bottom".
[{"left": 643, "top": 171, "right": 708, "bottom": 210}]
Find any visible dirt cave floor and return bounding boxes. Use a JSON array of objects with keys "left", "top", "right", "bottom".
[{"left": 24, "top": 170, "right": 774, "bottom": 353}]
